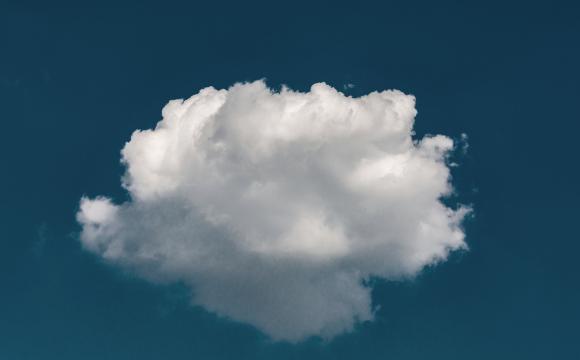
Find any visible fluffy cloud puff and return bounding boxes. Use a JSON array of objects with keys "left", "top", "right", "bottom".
[{"left": 77, "top": 81, "right": 469, "bottom": 342}]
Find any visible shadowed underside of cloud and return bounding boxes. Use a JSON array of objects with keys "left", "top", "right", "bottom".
[{"left": 77, "top": 81, "right": 469, "bottom": 342}]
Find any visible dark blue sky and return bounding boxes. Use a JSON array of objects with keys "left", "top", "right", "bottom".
[{"left": 1, "top": 0, "right": 579, "bottom": 358}]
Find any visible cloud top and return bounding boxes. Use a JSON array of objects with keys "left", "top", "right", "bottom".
[{"left": 77, "top": 81, "right": 468, "bottom": 341}]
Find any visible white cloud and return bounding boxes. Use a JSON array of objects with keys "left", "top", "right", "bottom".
[{"left": 77, "top": 80, "right": 469, "bottom": 342}]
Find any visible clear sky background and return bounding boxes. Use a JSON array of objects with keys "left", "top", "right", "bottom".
[{"left": 1, "top": 0, "right": 579, "bottom": 358}]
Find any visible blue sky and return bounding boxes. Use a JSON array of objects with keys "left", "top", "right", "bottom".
[{"left": 1, "top": 0, "right": 579, "bottom": 358}]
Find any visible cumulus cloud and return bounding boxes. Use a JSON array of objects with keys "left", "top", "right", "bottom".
[{"left": 77, "top": 80, "right": 469, "bottom": 342}]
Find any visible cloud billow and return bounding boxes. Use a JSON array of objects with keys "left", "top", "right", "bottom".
[{"left": 77, "top": 81, "right": 469, "bottom": 342}]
